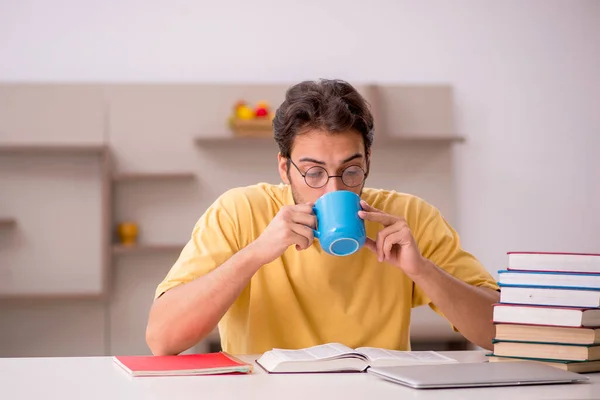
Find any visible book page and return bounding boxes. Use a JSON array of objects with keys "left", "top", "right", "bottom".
[
  {"left": 355, "top": 347, "right": 457, "bottom": 365},
  {"left": 269, "top": 343, "right": 359, "bottom": 362}
]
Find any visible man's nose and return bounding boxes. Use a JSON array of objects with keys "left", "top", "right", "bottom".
[{"left": 323, "top": 176, "right": 344, "bottom": 193}]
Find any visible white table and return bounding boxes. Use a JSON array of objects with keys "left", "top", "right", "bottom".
[{"left": 1, "top": 351, "right": 598, "bottom": 399}]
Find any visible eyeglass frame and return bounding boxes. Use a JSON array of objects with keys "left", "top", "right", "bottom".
[{"left": 287, "top": 158, "right": 368, "bottom": 189}]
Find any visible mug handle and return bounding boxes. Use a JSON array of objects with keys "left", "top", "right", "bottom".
[{"left": 312, "top": 206, "right": 320, "bottom": 239}]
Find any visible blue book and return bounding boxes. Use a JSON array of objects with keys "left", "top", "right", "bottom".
[
  {"left": 497, "top": 270, "right": 600, "bottom": 290},
  {"left": 499, "top": 285, "right": 600, "bottom": 308}
]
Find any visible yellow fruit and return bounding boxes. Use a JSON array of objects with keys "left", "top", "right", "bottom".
[{"left": 236, "top": 105, "right": 255, "bottom": 120}]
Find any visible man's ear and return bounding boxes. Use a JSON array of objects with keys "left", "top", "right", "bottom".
[
  {"left": 278, "top": 153, "right": 290, "bottom": 184},
  {"left": 365, "top": 149, "right": 371, "bottom": 177}
]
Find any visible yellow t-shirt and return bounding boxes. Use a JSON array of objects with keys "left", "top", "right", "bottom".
[{"left": 155, "top": 183, "right": 498, "bottom": 354}]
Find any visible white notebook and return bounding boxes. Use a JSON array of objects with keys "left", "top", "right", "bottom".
[
  {"left": 507, "top": 251, "right": 600, "bottom": 273},
  {"left": 492, "top": 303, "right": 600, "bottom": 327},
  {"left": 500, "top": 286, "right": 600, "bottom": 308}
]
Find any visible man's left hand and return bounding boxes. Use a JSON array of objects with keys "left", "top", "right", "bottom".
[{"left": 358, "top": 200, "right": 428, "bottom": 276}]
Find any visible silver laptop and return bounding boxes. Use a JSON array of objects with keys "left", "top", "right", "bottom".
[{"left": 367, "top": 361, "right": 589, "bottom": 389}]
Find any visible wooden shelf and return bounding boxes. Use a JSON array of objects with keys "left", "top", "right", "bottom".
[
  {"left": 0, "top": 218, "right": 16, "bottom": 227},
  {"left": 112, "top": 244, "right": 185, "bottom": 255},
  {"left": 194, "top": 135, "right": 464, "bottom": 145},
  {"left": 112, "top": 172, "right": 195, "bottom": 183},
  {"left": 0, "top": 144, "right": 107, "bottom": 155},
  {"left": 229, "top": 117, "right": 273, "bottom": 137},
  {"left": 195, "top": 136, "right": 274, "bottom": 145},
  {"left": 0, "top": 292, "right": 105, "bottom": 301},
  {"left": 378, "top": 135, "right": 465, "bottom": 144}
]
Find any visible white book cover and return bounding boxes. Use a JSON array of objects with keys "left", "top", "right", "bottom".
[
  {"left": 500, "top": 286, "right": 600, "bottom": 308},
  {"left": 507, "top": 252, "right": 600, "bottom": 273}
]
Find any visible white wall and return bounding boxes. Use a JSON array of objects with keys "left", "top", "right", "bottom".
[
  {"left": 1, "top": 0, "right": 599, "bottom": 354},
  {"left": 2, "top": 0, "right": 597, "bottom": 267}
]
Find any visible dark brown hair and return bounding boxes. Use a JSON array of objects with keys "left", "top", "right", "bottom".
[{"left": 273, "top": 79, "right": 374, "bottom": 159}]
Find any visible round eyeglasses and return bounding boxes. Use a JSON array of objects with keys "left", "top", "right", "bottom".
[{"left": 289, "top": 159, "right": 367, "bottom": 189}]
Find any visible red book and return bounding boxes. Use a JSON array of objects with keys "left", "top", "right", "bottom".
[{"left": 113, "top": 352, "right": 253, "bottom": 377}]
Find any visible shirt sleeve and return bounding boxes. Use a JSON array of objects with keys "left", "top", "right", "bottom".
[
  {"left": 411, "top": 204, "right": 499, "bottom": 329},
  {"left": 154, "top": 195, "right": 240, "bottom": 300}
]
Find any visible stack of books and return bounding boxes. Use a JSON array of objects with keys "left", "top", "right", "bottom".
[{"left": 490, "top": 251, "right": 600, "bottom": 373}]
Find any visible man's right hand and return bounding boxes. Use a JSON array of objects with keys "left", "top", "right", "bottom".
[{"left": 250, "top": 203, "right": 316, "bottom": 265}]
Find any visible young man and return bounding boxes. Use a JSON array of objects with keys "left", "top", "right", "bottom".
[{"left": 146, "top": 79, "right": 499, "bottom": 356}]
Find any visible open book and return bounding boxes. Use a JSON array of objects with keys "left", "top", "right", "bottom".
[{"left": 256, "top": 343, "right": 458, "bottom": 373}]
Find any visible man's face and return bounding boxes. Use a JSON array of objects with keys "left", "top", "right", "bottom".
[{"left": 278, "top": 129, "right": 369, "bottom": 204}]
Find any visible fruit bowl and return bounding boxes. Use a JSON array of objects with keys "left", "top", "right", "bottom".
[{"left": 228, "top": 116, "right": 273, "bottom": 138}]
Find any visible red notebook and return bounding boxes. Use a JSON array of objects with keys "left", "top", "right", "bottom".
[{"left": 113, "top": 352, "right": 253, "bottom": 377}]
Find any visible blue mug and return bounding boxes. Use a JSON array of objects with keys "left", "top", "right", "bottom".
[{"left": 312, "top": 190, "right": 366, "bottom": 256}]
